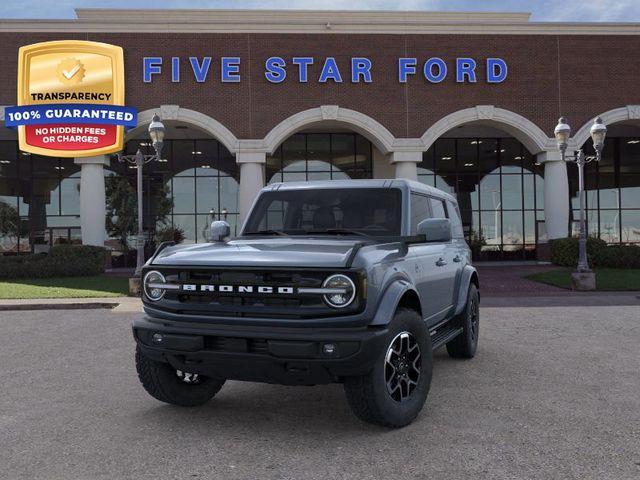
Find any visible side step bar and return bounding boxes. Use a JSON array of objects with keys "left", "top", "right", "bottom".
[{"left": 430, "top": 325, "right": 464, "bottom": 350}]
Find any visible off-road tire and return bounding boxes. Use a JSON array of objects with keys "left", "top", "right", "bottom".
[
  {"left": 446, "top": 283, "right": 479, "bottom": 359},
  {"left": 343, "top": 308, "right": 433, "bottom": 428},
  {"left": 135, "top": 345, "right": 225, "bottom": 406}
]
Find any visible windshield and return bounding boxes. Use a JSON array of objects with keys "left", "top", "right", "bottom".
[{"left": 243, "top": 188, "right": 402, "bottom": 237}]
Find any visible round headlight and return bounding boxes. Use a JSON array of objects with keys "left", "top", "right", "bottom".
[
  {"left": 143, "top": 270, "right": 166, "bottom": 301},
  {"left": 322, "top": 274, "right": 356, "bottom": 308}
]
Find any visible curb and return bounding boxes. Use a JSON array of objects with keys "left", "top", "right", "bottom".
[{"left": 0, "top": 302, "right": 120, "bottom": 311}]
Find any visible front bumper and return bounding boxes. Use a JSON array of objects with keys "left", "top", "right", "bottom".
[{"left": 133, "top": 316, "right": 389, "bottom": 386}]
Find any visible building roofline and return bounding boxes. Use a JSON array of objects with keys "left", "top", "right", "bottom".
[{"left": 0, "top": 9, "right": 639, "bottom": 35}]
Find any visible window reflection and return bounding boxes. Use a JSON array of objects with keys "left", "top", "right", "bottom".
[
  {"left": 418, "top": 137, "right": 543, "bottom": 260},
  {"left": 266, "top": 133, "right": 373, "bottom": 183}
]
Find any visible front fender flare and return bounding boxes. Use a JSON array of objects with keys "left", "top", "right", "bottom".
[
  {"left": 454, "top": 265, "right": 479, "bottom": 315},
  {"left": 370, "top": 279, "right": 418, "bottom": 326}
]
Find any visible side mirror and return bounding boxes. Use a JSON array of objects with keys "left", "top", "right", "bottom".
[
  {"left": 210, "top": 220, "right": 231, "bottom": 242},
  {"left": 417, "top": 218, "right": 452, "bottom": 243}
]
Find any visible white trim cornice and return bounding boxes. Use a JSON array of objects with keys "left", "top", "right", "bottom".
[{"left": 0, "top": 9, "right": 639, "bottom": 35}]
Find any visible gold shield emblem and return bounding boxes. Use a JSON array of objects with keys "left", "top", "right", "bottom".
[{"left": 16, "top": 40, "right": 125, "bottom": 157}]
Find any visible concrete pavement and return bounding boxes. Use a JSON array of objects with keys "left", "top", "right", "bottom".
[{"left": 1, "top": 305, "right": 639, "bottom": 479}]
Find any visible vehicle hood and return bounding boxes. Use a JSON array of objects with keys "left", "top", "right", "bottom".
[{"left": 150, "top": 237, "right": 363, "bottom": 268}]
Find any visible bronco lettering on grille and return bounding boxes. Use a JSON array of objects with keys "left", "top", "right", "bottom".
[{"left": 181, "top": 284, "right": 295, "bottom": 294}]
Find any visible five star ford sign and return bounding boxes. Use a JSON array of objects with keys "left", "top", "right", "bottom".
[{"left": 4, "top": 40, "right": 137, "bottom": 158}]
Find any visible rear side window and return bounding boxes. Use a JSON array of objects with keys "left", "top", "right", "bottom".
[
  {"left": 430, "top": 198, "right": 447, "bottom": 219},
  {"left": 446, "top": 200, "right": 465, "bottom": 239},
  {"left": 410, "top": 193, "right": 431, "bottom": 234}
]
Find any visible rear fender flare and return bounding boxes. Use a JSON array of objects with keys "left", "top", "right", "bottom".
[{"left": 454, "top": 265, "right": 480, "bottom": 315}]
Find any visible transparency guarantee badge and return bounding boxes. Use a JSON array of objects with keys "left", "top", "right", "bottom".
[{"left": 5, "top": 40, "right": 136, "bottom": 157}]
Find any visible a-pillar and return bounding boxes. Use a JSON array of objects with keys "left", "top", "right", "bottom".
[
  {"left": 391, "top": 151, "right": 422, "bottom": 181},
  {"left": 237, "top": 151, "right": 266, "bottom": 227},
  {"left": 538, "top": 151, "right": 569, "bottom": 239},
  {"left": 74, "top": 155, "right": 109, "bottom": 246}
]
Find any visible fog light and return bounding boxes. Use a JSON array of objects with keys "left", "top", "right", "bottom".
[
  {"left": 323, "top": 343, "right": 337, "bottom": 355},
  {"left": 152, "top": 333, "right": 164, "bottom": 344}
]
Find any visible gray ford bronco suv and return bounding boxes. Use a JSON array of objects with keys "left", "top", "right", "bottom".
[{"left": 133, "top": 179, "right": 479, "bottom": 427}]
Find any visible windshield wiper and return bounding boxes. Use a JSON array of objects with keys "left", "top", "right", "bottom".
[
  {"left": 243, "top": 229, "right": 289, "bottom": 236},
  {"left": 304, "top": 228, "right": 372, "bottom": 238}
]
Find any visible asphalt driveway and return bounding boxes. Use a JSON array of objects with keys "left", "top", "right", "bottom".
[{"left": 1, "top": 305, "right": 639, "bottom": 480}]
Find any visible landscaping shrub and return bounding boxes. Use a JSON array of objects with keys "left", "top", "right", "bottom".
[
  {"left": 550, "top": 237, "right": 640, "bottom": 268},
  {"left": 0, "top": 245, "right": 107, "bottom": 279}
]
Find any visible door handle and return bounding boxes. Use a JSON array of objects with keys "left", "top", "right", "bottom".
[
  {"left": 436, "top": 257, "right": 447, "bottom": 267},
  {"left": 453, "top": 255, "right": 462, "bottom": 263}
]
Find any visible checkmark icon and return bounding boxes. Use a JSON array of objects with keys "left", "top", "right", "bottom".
[{"left": 62, "top": 64, "right": 80, "bottom": 79}]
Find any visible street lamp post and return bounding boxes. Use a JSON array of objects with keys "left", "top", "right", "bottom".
[
  {"left": 553, "top": 116, "right": 607, "bottom": 286},
  {"left": 117, "top": 113, "right": 166, "bottom": 276}
]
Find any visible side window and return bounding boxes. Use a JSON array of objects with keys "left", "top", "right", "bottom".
[
  {"left": 429, "top": 198, "right": 447, "bottom": 219},
  {"left": 447, "top": 200, "right": 464, "bottom": 239},
  {"left": 410, "top": 193, "right": 430, "bottom": 234}
]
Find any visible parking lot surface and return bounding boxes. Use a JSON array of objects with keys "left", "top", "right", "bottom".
[{"left": 1, "top": 305, "right": 639, "bottom": 480}]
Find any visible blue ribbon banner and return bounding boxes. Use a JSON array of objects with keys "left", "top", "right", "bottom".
[{"left": 4, "top": 104, "right": 138, "bottom": 128}]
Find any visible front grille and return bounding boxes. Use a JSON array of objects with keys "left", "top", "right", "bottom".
[{"left": 146, "top": 267, "right": 364, "bottom": 320}]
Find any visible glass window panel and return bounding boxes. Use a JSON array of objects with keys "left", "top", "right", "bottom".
[
  {"left": 480, "top": 210, "right": 502, "bottom": 247},
  {"left": 459, "top": 210, "right": 477, "bottom": 240},
  {"left": 499, "top": 138, "right": 523, "bottom": 174},
  {"left": 194, "top": 139, "right": 218, "bottom": 168},
  {"left": 620, "top": 174, "right": 640, "bottom": 209},
  {"left": 172, "top": 140, "right": 195, "bottom": 176},
  {"left": 31, "top": 156, "right": 59, "bottom": 178},
  {"left": 434, "top": 139, "right": 456, "bottom": 175},
  {"left": 598, "top": 174, "right": 618, "bottom": 209},
  {"left": 307, "top": 134, "right": 331, "bottom": 172},
  {"left": 479, "top": 174, "right": 501, "bottom": 211},
  {"left": 621, "top": 210, "right": 640, "bottom": 243},
  {"left": 410, "top": 193, "right": 430, "bottom": 234},
  {"left": 172, "top": 177, "right": 195, "bottom": 214},
  {"left": 266, "top": 146, "right": 282, "bottom": 183},
  {"left": 523, "top": 174, "right": 535, "bottom": 210},
  {"left": 219, "top": 146, "right": 238, "bottom": 179},
  {"left": 524, "top": 211, "right": 536, "bottom": 244},
  {"left": 196, "top": 214, "right": 212, "bottom": 243},
  {"left": 534, "top": 174, "right": 544, "bottom": 210},
  {"left": 46, "top": 216, "right": 80, "bottom": 227},
  {"left": 332, "top": 134, "right": 355, "bottom": 171},
  {"left": 478, "top": 138, "right": 499, "bottom": 174},
  {"left": 220, "top": 176, "right": 239, "bottom": 213},
  {"left": 308, "top": 171, "right": 332, "bottom": 181},
  {"left": 282, "top": 172, "right": 307, "bottom": 182},
  {"left": 0, "top": 141, "right": 18, "bottom": 177},
  {"left": 59, "top": 157, "right": 80, "bottom": 177},
  {"left": 502, "top": 211, "right": 524, "bottom": 246},
  {"left": 430, "top": 198, "right": 447, "bottom": 219},
  {"left": 455, "top": 175, "right": 479, "bottom": 211},
  {"left": 457, "top": 138, "right": 478, "bottom": 173},
  {"left": 31, "top": 178, "right": 60, "bottom": 216},
  {"left": 282, "top": 134, "right": 306, "bottom": 171},
  {"left": 620, "top": 137, "right": 640, "bottom": 174},
  {"left": 60, "top": 177, "right": 80, "bottom": 215},
  {"left": 501, "top": 175, "right": 523, "bottom": 210},
  {"left": 332, "top": 171, "right": 351, "bottom": 180},
  {"left": 599, "top": 210, "right": 620, "bottom": 243},
  {"left": 419, "top": 147, "right": 435, "bottom": 172},
  {"left": 172, "top": 215, "right": 196, "bottom": 244},
  {"left": 195, "top": 177, "right": 218, "bottom": 214},
  {"left": 355, "top": 135, "right": 371, "bottom": 169},
  {"left": 417, "top": 175, "right": 435, "bottom": 188},
  {"left": 434, "top": 175, "right": 455, "bottom": 195}
]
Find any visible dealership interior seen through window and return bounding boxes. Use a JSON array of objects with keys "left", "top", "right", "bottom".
[{"left": 1, "top": 131, "right": 639, "bottom": 260}]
